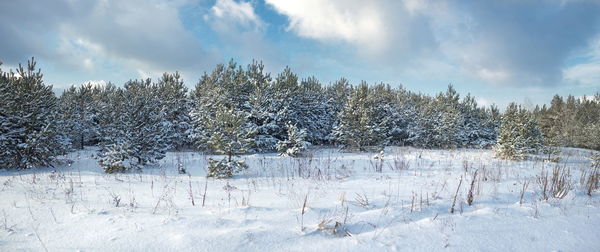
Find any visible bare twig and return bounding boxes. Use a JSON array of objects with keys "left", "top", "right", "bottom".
[
  {"left": 467, "top": 169, "right": 479, "bottom": 206},
  {"left": 188, "top": 175, "right": 195, "bottom": 206},
  {"left": 202, "top": 177, "right": 208, "bottom": 207},
  {"left": 519, "top": 180, "right": 529, "bottom": 205},
  {"left": 450, "top": 176, "right": 463, "bottom": 214}
]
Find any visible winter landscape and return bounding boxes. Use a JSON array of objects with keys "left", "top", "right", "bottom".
[
  {"left": 2, "top": 0, "right": 600, "bottom": 251},
  {"left": 1, "top": 147, "right": 599, "bottom": 251}
]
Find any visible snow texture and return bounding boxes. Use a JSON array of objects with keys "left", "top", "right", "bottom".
[{"left": 1, "top": 147, "right": 599, "bottom": 251}]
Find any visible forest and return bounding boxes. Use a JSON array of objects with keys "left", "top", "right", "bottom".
[{"left": 1, "top": 58, "right": 599, "bottom": 176}]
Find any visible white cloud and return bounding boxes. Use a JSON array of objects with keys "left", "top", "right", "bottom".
[
  {"left": 563, "top": 63, "right": 600, "bottom": 87},
  {"left": 562, "top": 38, "right": 600, "bottom": 87},
  {"left": 403, "top": 0, "right": 428, "bottom": 15},
  {"left": 205, "top": 0, "right": 286, "bottom": 74},
  {"left": 265, "top": 0, "right": 389, "bottom": 53},
  {"left": 475, "top": 97, "right": 492, "bottom": 107},
  {"left": 0, "top": 0, "right": 216, "bottom": 88},
  {"left": 55, "top": 37, "right": 105, "bottom": 71},
  {"left": 266, "top": 0, "right": 600, "bottom": 87},
  {"left": 477, "top": 68, "right": 510, "bottom": 83},
  {"left": 210, "top": 0, "right": 262, "bottom": 30}
]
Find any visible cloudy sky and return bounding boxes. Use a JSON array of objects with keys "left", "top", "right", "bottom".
[{"left": 1, "top": 0, "right": 600, "bottom": 107}]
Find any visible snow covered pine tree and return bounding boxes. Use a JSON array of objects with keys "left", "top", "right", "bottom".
[
  {"left": 200, "top": 105, "right": 254, "bottom": 178},
  {"left": 333, "top": 82, "right": 385, "bottom": 151},
  {"left": 58, "top": 83, "right": 100, "bottom": 150},
  {"left": 96, "top": 79, "right": 172, "bottom": 173},
  {"left": 494, "top": 103, "right": 544, "bottom": 160},
  {"left": 157, "top": 72, "right": 192, "bottom": 149},
  {"left": 276, "top": 122, "right": 309, "bottom": 157},
  {"left": 0, "top": 58, "right": 69, "bottom": 169}
]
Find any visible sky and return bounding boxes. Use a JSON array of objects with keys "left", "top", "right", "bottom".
[{"left": 1, "top": 0, "right": 600, "bottom": 108}]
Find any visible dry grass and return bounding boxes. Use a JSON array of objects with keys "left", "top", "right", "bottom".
[
  {"left": 581, "top": 156, "right": 600, "bottom": 196},
  {"left": 537, "top": 165, "right": 571, "bottom": 200}
]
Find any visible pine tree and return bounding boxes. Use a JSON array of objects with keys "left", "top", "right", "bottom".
[
  {"left": 271, "top": 67, "right": 301, "bottom": 141},
  {"left": 191, "top": 61, "right": 257, "bottom": 151},
  {"left": 407, "top": 85, "right": 464, "bottom": 149},
  {"left": 432, "top": 85, "right": 463, "bottom": 148},
  {"left": 386, "top": 86, "right": 414, "bottom": 145},
  {"left": 458, "top": 94, "right": 499, "bottom": 148},
  {"left": 326, "top": 78, "right": 351, "bottom": 117},
  {"left": 539, "top": 95, "right": 565, "bottom": 146},
  {"left": 157, "top": 72, "right": 192, "bottom": 149},
  {"left": 200, "top": 105, "right": 255, "bottom": 178},
  {"left": 295, "top": 77, "right": 335, "bottom": 144},
  {"left": 276, "top": 122, "right": 309, "bottom": 157},
  {"left": 58, "top": 83, "right": 99, "bottom": 150},
  {"left": 494, "top": 103, "right": 544, "bottom": 160},
  {"left": 96, "top": 79, "right": 172, "bottom": 173},
  {"left": 0, "top": 58, "right": 69, "bottom": 169},
  {"left": 246, "top": 61, "right": 278, "bottom": 152},
  {"left": 333, "top": 82, "right": 384, "bottom": 151}
]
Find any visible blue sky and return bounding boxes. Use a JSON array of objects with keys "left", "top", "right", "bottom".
[{"left": 1, "top": 0, "right": 600, "bottom": 108}]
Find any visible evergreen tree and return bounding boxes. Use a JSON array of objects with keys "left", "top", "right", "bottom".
[
  {"left": 276, "top": 122, "right": 309, "bottom": 157},
  {"left": 539, "top": 95, "right": 565, "bottom": 146},
  {"left": 458, "top": 94, "right": 499, "bottom": 147},
  {"left": 534, "top": 94, "right": 600, "bottom": 151},
  {"left": 96, "top": 79, "right": 172, "bottom": 173},
  {"left": 58, "top": 83, "right": 99, "bottom": 150},
  {"left": 157, "top": 72, "right": 191, "bottom": 149},
  {"left": 296, "top": 77, "right": 335, "bottom": 144},
  {"left": 333, "top": 82, "right": 384, "bottom": 151},
  {"left": 386, "top": 86, "right": 415, "bottom": 145},
  {"left": 562, "top": 95, "right": 579, "bottom": 146},
  {"left": 409, "top": 85, "right": 463, "bottom": 149},
  {"left": 326, "top": 78, "right": 351, "bottom": 118},
  {"left": 0, "top": 58, "right": 69, "bottom": 169},
  {"left": 432, "top": 85, "right": 463, "bottom": 148},
  {"left": 200, "top": 105, "right": 255, "bottom": 178},
  {"left": 366, "top": 84, "right": 393, "bottom": 146},
  {"left": 270, "top": 67, "right": 301, "bottom": 140},
  {"left": 494, "top": 103, "right": 544, "bottom": 160},
  {"left": 246, "top": 61, "right": 278, "bottom": 152}
]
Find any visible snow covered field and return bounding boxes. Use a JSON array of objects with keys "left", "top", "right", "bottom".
[{"left": 1, "top": 147, "right": 599, "bottom": 251}]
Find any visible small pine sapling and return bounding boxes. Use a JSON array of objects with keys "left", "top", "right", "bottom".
[
  {"left": 276, "top": 122, "right": 309, "bottom": 157},
  {"left": 98, "top": 141, "right": 137, "bottom": 173},
  {"left": 201, "top": 106, "right": 254, "bottom": 178}
]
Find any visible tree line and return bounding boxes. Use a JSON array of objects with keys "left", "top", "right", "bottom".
[{"left": 1, "top": 58, "right": 599, "bottom": 176}]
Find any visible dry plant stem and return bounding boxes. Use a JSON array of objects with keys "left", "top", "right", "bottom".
[
  {"left": 188, "top": 175, "right": 195, "bottom": 206},
  {"left": 584, "top": 165, "right": 599, "bottom": 196},
  {"left": 26, "top": 196, "right": 48, "bottom": 252},
  {"left": 519, "top": 180, "right": 529, "bottom": 205},
  {"left": 49, "top": 207, "right": 58, "bottom": 224},
  {"left": 467, "top": 169, "right": 479, "bottom": 206},
  {"left": 202, "top": 177, "right": 208, "bottom": 207},
  {"left": 300, "top": 193, "right": 308, "bottom": 232},
  {"left": 354, "top": 192, "right": 370, "bottom": 208},
  {"left": 550, "top": 165, "right": 570, "bottom": 199},
  {"left": 450, "top": 176, "right": 463, "bottom": 214},
  {"left": 2, "top": 209, "right": 9, "bottom": 231},
  {"left": 32, "top": 223, "right": 48, "bottom": 252}
]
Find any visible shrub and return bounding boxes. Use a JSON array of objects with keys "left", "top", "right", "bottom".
[{"left": 207, "top": 158, "right": 248, "bottom": 178}]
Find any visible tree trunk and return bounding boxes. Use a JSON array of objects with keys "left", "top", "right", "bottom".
[{"left": 80, "top": 134, "right": 85, "bottom": 150}]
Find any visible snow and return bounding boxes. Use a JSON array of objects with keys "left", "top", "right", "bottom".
[{"left": 1, "top": 147, "right": 599, "bottom": 251}]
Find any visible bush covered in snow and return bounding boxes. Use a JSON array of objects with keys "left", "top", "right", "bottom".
[
  {"left": 206, "top": 158, "right": 249, "bottom": 178},
  {"left": 276, "top": 123, "right": 308, "bottom": 157}
]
